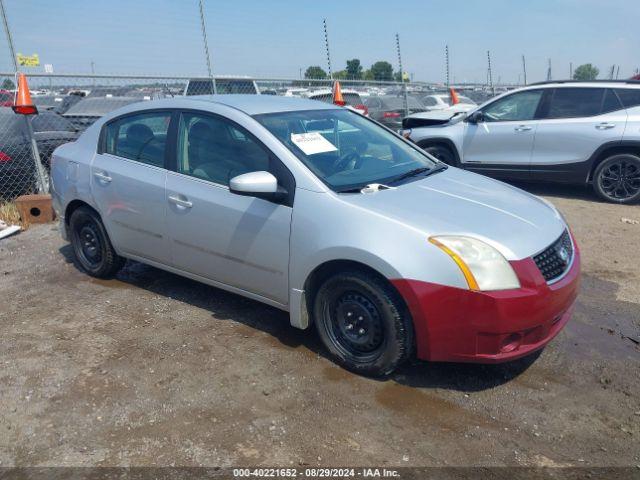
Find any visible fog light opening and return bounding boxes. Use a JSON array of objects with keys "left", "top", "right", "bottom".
[{"left": 500, "top": 333, "right": 522, "bottom": 353}]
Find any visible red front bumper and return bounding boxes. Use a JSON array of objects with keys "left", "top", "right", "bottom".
[{"left": 392, "top": 241, "right": 581, "bottom": 363}]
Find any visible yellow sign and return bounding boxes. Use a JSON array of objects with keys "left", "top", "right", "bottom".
[
  {"left": 17, "top": 53, "right": 40, "bottom": 67},
  {"left": 402, "top": 71, "right": 410, "bottom": 81}
]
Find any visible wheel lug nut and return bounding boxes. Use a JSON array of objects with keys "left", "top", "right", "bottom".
[
  {"left": 346, "top": 324, "right": 353, "bottom": 330},
  {"left": 358, "top": 328, "right": 365, "bottom": 335},
  {"left": 358, "top": 316, "right": 363, "bottom": 321},
  {"left": 347, "top": 312, "right": 352, "bottom": 317}
]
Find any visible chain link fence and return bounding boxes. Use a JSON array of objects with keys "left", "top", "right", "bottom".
[{"left": 0, "top": 72, "right": 493, "bottom": 201}]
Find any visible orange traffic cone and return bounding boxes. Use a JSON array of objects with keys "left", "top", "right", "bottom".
[
  {"left": 449, "top": 86, "right": 460, "bottom": 105},
  {"left": 333, "top": 81, "right": 346, "bottom": 106},
  {"left": 12, "top": 73, "right": 38, "bottom": 115}
]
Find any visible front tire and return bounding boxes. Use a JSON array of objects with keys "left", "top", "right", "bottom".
[
  {"left": 593, "top": 154, "right": 640, "bottom": 204},
  {"left": 313, "top": 270, "right": 414, "bottom": 376},
  {"left": 422, "top": 144, "right": 458, "bottom": 166},
  {"left": 69, "top": 206, "right": 125, "bottom": 278}
]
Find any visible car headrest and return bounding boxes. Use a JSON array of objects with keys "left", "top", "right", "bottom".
[{"left": 126, "top": 123, "right": 154, "bottom": 145}]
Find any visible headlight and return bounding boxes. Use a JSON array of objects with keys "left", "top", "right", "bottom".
[{"left": 429, "top": 236, "right": 520, "bottom": 291}]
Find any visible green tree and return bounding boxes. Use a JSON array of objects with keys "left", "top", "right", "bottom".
[
  {"left": 363, "top": 69, "right": 375, "bottom": 81},
  {"left": 573, "top": 63, "right": 599, "bottom": 81},
  {"left": 333, "top": 70, "right": 348, "bottom": 80},
  {"left": 2, "top": 78, "right": 15, "bottom": 90},
  {"left": 304, "top": 66, "right": 328, "bottom": 80},
  {"left": 370, "top": 61, "right": 394, "bottom": 81},
  {"left": 346, "top": 59, "right": 363, "bottom": 80}
]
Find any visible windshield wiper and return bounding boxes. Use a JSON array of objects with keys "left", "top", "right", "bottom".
[{"left": 389, "top": 165, "right": 447, "bottom": 185}]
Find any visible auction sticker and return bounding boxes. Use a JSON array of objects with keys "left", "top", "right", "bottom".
[{"left": 291, "top": 132, "right": 338, "bottom": 155}]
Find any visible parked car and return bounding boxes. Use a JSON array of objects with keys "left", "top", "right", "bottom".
[
  {"left": 421, "top": 93, "right": 477, "bottom": 113},
  {"left": 32, "top": 95, "right": 82, "bottom": 114},
  {"left": 403, "top": 81, "right": 640, "bottom": 204},
  {"left": 51, "top": 95, "right": 580, "bottom": 376},
  {"left": 306, "top": 89, "right": 368, "bottom": 116},
  {"left": 364, "top": 95, "right": 426, "bottom": 130},
  {"left": 0, "top": 89, "right": 13, "bottom": 107},
  {"left": 183, "top": 77, "right": 260, "bottom": 96},
  {"left": 62, "top": 96, "right": 143, "bottom": 130},
  {"left": 0, "top": 109, "right": 78, "bottom": 198}
]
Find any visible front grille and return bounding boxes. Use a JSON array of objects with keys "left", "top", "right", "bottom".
[{"left": 533, "top": 230, "right": 574, "bottom": 282}]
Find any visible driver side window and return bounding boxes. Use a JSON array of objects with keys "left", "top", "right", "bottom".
[
  {"left": 482, "top": 90, "right": 543, "bottom": 122},
  {"left": 176, "top": 112, "right": 270, "bottom": 186}
]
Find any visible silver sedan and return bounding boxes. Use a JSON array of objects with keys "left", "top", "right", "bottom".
[{"left": 51, "top": 95, "right": 580, "bottom": 376}]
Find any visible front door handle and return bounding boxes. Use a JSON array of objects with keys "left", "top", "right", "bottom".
[
  {"left": 595, "top": 122, "right": 615, "bottom": 130},
  {"left": 168, "top": 195, "right": 193, "bottom": 209},
  {"left": 514, "top": 125, "right": 532, "bottom": 132},
  {"left": 93, "top": 171, "right": 112, "bottom": 183}
]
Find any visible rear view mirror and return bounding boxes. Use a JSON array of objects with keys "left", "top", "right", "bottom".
[
  {"left": 466, "top": 111, "right": 484, "bottom": 124},
  {"left": 229, "top": 171, "right": 287, "bottom": 202},
  {"left": 306, "top": 119, "right": 335, "bottom": 131}
]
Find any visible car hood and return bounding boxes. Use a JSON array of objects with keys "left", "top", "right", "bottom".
[{"left": 338, "top": 167, "right": 566, "bottom": 260}]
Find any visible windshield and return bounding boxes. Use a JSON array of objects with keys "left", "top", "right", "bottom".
[{"left": 254, "top": 109, "right": 439, "bottom": 192}]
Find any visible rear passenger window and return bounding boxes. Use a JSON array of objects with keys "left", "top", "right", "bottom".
[
  {"left": 104, "top": 112, "right": 171, "bottom": 167},
  {"left": 546, "top": 88, "right": 604, "bottom": 118},
  {"left": 615, "top": 89, "right": 640, "bottom": 109},
  {"left": 176, "top": 112, "right": 270, "bottom": 185}
]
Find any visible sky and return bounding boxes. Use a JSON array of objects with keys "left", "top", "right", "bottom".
[{"left": 0, "top": 0, "right": 638, "bottom": 83}]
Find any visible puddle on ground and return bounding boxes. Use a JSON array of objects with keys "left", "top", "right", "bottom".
[{"left": 375, "top": 382, "right": 492, "bottom": 432}]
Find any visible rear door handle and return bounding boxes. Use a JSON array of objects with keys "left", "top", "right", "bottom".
[
  {"left": 168, "top": 194, "right": 193, "bottom": 209},
  {"left": 514, "top": 125, "right": 532, "bottom": 132},
  {"left": 93, "top": 171, "right": 112, "bottom": 183},
  {"left": 595, "top": 122, "right": 615, "bottom": 130}
]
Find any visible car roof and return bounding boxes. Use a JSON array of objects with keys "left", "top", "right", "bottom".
[
  {"left": 182, "top": 94, "right": 341, "bottom": 115},
  {"left": 524, "top": 80, "right": 640, "bottom": 89}
]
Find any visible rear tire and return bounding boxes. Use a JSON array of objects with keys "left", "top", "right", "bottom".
[
  {"left": 313, "top": 270, "right": 414, "bottom": 377},
  {"left": 422, "top": 144, "right": 458, "bottom": 167},
  {"left": 593, "top": 154, "right": 640, "bottom": 204},
  {"left": 69, "top": 206, "right": 125, "bottom": 278}
]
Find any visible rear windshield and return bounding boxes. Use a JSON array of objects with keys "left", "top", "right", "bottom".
[{"left": 382, "top": 97, "right": 424, "bottom": 109}]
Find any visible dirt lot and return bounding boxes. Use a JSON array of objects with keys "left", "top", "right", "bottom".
[{"left": 0, "top": 184, "right": 639, "bottom": 469}]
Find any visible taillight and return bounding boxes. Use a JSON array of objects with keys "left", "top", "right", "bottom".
[
  {"left": 355, "top": 104, "right": 369, "bottom": 116},
  {"left": 0, "top": 152, "right": 11, "bottom": 163},
  {"left": 383, "top": 112, "right": 401, "bottom": 118}
]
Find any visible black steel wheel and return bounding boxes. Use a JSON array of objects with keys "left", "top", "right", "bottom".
[
  {"left": 69, "top": 206, "right": 125, "bottom": 278},
  {"left": 313, "top": 270, "right": 414, "bottom": 376},
  {"left": 422, "top": 144, "right": 458, "bottom": 167},
  {"left": 594, "top": 154, "right": 640, "bottom": 204}
]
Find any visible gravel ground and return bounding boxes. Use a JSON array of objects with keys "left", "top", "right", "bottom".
[{"left": 0, "top": 183, "right": 638, "bottom": 469}]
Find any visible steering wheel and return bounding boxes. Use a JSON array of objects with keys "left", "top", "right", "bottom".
[{"left": 332, "top": 151, "right": 362, "bottom": 173}]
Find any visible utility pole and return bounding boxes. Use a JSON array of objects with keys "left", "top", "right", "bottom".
[
  {"left": 323, "top": 19, "right": 333, "bottom": 80},
  {"left": 487, "top": 51, "right": 494, "bottom": 95},
  {"left": 522, "top": 55, "right": 527, "bottom": 85},
  {"left": 396, "top": 33, "right": 409, "bottom": 117},
  {"left": 445, "top": 45, "right": 450, "bottom": 87},
  {"left": 0, "top": 0, "right": 18, "bottom": 73},
  {"left": 570, "top": 62, "right": 573, "bottom": 79},
  {"left": 615, "top": 65, "right": 620, "bottom": 79},
  {"left": 198, "top": 0, "right": 214, "bottom": 91},
  {"left": 546, "top": 59, "right": 552, "bottom": 81}
]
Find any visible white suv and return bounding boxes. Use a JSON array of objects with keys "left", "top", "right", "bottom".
[{"left": 403, "top": 81, "right": 640, "bottom": 204}]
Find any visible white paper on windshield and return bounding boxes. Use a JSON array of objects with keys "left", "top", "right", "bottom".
[{"left": 290, "top": 132, "right": 338, "bottom": 155}]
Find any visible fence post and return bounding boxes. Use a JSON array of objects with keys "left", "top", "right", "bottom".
[{"left": 24, "top": 114, "right": 49, "bottom": 194}]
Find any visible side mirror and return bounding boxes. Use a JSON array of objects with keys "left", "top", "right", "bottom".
[
  {"left": 466, "top": 111, "right": 484, "bottom": 124},
  {"left": 229, "top": 171, "right": 287, "bottom": 202}
]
